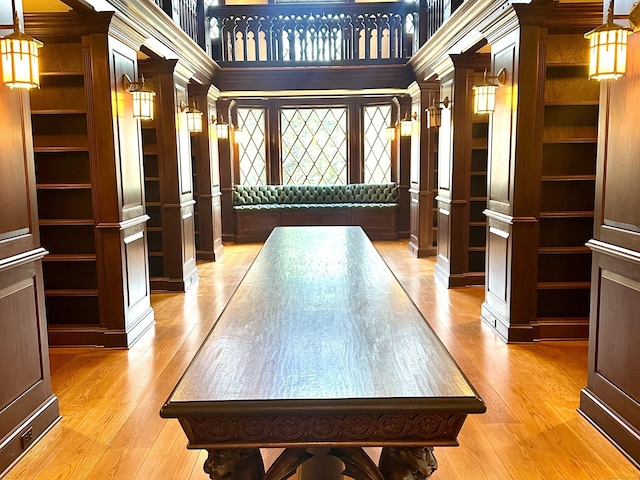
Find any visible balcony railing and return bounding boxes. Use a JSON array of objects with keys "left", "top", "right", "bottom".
[
  {"left": 206, "top": 2, "right": 421, "bottom": 64},
  {"left": 152, "top": 0, "right": 207, "bottom": 49},
  {"left": 144, "top": 0, "right": 454, "bottom": 65}
]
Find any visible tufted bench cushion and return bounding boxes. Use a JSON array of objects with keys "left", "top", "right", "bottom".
[
  {"left": 233, "top": 183, "right": 398, "bottom": 209},
  {"left": 233, "top": 185, "right": 280, "bottom": 206}
]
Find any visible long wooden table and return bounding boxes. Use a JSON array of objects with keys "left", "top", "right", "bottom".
[{"left": 161, "top": 226, "right": 485, "bottom": 479}]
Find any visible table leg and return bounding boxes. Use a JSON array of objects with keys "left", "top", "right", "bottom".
[
  {"left": 203, "top": 448, "right": 265, "bottom": 480},
  {"left": 378, "top": 447, "right": 438, "bottom": 480},
  {"left": 297, "top": 447, "right": 344, "bottom": 479}
]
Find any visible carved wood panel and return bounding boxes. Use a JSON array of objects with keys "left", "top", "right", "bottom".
[
  {"left": 488, "top": 39, "right": 517, "bottom": 209},
  {"left": 111, "top": 44, "right": 145, "bottom": 216},
  {"left": 0, "top": 91, "right": 32, "bottom": 244},
  {"left": 0, "top": 278, "right": 42, "bottom": 413}
]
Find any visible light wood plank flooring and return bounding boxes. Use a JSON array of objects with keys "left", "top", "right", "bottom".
[{"left": 4, "top": 240, "right": 638, "bottom": 480}]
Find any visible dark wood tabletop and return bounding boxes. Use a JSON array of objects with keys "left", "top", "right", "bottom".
[{"left": 161, "top": 226, "right": 485, "bottom": 479}]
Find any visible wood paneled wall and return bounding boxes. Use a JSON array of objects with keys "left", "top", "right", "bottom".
[
  {"left": 579, "top": 16, "right": 640, "bottom": 467},
  {"left": 140, "top": 59, "right": 198, "bottom": 292},
  {"left": 0, "top": 6, "right": 60, "bottom": 475}
]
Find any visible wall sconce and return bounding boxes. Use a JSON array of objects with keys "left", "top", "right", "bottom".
[
  {"left": 584, "top": 0, "right": 639, "bottom": 80},
  {"left": 1, "top": 10, "right": 43, "bottom": 89},
  {"left": 234, "top": 127, "right": 245, "bottom": 144},
  {"left": 472, "top": 68, "right": 507, "bottom": 114},
  {"left": 123, "top": 74, "right": 155, "bottom": 120},
  {"left": 400, "top": 112, "right": 417, "bottom": 137},
  {"left": 212, "top": 115, "right": 229, "bottom": 139},
  {"left": 385, "top": 124, "right": 396, "bottom": 141},
  {"left": 426, "top": 96, "right": 450, "bottom": 129},
  {"left": 181, "top": 101, "right": 203, "bottom": 133}
]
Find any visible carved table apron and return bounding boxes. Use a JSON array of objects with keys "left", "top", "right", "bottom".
[{"left": 161, "top": 226, "right": 486, "bottom": 479}]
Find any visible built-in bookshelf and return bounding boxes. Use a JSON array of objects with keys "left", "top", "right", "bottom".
[
  {"left": 432, "top": 130, "right": 439, "bottom": 247},
  {"left": 142, "top": 124, "right": 164, "bottom": 280},
  {"left": 30, "top": 41, "right": 101, "bottom": 330},
  {"left": 191, "top": 136, "right": 201, "bottom": 252},
  {"left": 468, "top": 114, "right": 488, "bottom": 282},
  {"left": 536, "top": 33, "right": 599, "bottom": 333}
]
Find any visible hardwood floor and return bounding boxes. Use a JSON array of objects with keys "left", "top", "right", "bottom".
[{"left": 4, "top": 240, "right": 638, "bottom": 480}]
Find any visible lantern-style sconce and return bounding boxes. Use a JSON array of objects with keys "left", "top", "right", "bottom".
[
  {"left": 472, "top": 68, "right": 507, "bottom": 114},
  {"left": 426, "top": 96, "right": 450, "bottom": 129},
  {"left": 181, "top": 101, "right": 203, "bottom": 133},
  {"left": 1, "top": 11, "right": 43, "bottom": 89},
  {"left": 585, "top": 0, "right": 640, "bottom": 80},
  {"left": 123, "top": 74, "right": 155, "bottom": 120},
  {"left": 234, "top": 127, "right": 245, "bottom": 144},
  {"left": 385, "top": 125, "right": 396, "bottom": 141},
  {"left": 213, "top": 115, "right": 229, "bottom": 139},
  {"left": 399, "top": 112, "right": 417, "bottom": 137}
]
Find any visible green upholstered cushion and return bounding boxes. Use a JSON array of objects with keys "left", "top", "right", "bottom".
[
  {"left": 278, "top": 185, "right": 353, "bottom": 204},
  {"left": 233, "top": 185, "right": 279, "bottom": 205},
  {"left": 233, "top": 183, "right": 398, "bottom": 207},
  {"left": 349, "top": 183, "right": 398, "bottom": 203}
]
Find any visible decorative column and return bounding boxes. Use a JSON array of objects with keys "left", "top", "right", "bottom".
[
  {"left": 190, "top": 83, "right": 224, "bottom": 261},
  {"left": 217, "top": 98, "right": 237, "bottom": 243},
  {"left": 140, "top": 58, "right": 198, "bottom": 292},
  {"left": 397, "top": 96, "right": 413, "bottom": 239},
  {"left": 434, "top": 53, "right": 489, "bottom": 287},
  {"left": 408, "top": 80, "right": 439, "bottom": 258}
]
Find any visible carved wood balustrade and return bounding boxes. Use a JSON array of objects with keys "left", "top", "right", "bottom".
[{"left": 206, "top": 2, "right": 422, "bottom": 64}]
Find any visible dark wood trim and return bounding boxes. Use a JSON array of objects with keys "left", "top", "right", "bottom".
[{"left": 215, "top": 64, "right": 415, "bottom": 92}]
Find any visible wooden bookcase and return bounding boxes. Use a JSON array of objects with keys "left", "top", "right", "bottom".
[
  {"left": 191, "top": 136, "right": 200, "bottom": 253},
  {"left": 536, "top": 33, "right": 598, "bottom": 335},
  {"left": 142, "top": 123, "right": 164, "bottom": 280},
  {"left": 30, "top": 40, "right": 101, "bottom": 330},
  {"left": 468, "top": 114, "right": 489, "bottom": 281}
]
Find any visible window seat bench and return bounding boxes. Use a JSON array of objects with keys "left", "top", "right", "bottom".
[{"left": 232, "top": 183, "right": 398, "bottom": 242}]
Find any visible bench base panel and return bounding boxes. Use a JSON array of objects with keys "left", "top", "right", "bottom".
[{"left": 235, "top": 210, "right": 398, "bottom": 242}]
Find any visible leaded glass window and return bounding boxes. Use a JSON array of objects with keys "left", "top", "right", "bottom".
[
  {"left": 280, "top": 107, "right": 347, "bottom": 185},
  {"left": 238, "top": 107, "right": 267, "bottom": 185},
  {"left": 363, "top": 105, "right": 392, "bottom": 183}
]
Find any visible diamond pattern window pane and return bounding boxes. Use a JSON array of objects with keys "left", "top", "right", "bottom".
[
  {"left": 280, "top": 107, "right": 347, "bottom": 185},
  {"left": 363, "top": 105, "right": 391, "bottom": 184},
  {"left": 238, "top": 107, "right": 267, "bottom": 185}
]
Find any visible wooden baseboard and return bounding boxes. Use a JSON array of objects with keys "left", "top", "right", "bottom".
[
  {"left": 579, "top": 388, "right": 640, "bottom": 469},
  {"left": 408, "top": 241, "right": 437, "bottom": 258},
  {"left": 0, "top": 395, "right": 60, "bottom": 478},
  {"left": 434, "top": 263, "right": 467, "bottom": 288},
  {"left": 532, "top": 317, "right": 589, "bottom": 340},
  {"left": 481, "top": 302, "right": 535, "bottom": 343}
]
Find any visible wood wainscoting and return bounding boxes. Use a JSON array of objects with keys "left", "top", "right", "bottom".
[{"left": 0, "top": 40, "right": 60, "bottom": 476}]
